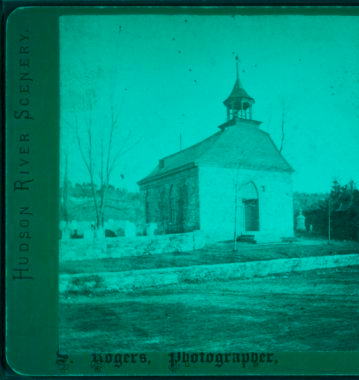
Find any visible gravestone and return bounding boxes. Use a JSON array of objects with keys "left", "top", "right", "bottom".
[
  {"left": 125, "top": 221, "right": 136, "bottom": 237},
  {"left": 59, "top": 220, "right": 71, "bottom": 240},
  {"left": 296, "top": 209, "right": 306, "bottom": 231},
  {"left": 146, "top": 223, "right": 158, "bottom": 236}
]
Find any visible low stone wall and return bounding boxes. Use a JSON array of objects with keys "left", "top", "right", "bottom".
[
  {"left": 60, "top": 253, "right": 359, "bottom": 295},
  {"left": 60, "top": 230, "right": 206, "bottom": 261}
]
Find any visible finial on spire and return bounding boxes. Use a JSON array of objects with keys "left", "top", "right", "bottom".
[{"left": 235, "top": 55, "right": 239, "bottom": 80}]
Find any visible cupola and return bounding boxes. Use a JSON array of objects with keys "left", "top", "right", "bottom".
[{"left": 223, "top": 56, "right": 255, "bottom": 121}]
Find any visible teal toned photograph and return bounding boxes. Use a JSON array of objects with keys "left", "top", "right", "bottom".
[{"left": 58, "top": 12, "right": 359, "bottom": 354}]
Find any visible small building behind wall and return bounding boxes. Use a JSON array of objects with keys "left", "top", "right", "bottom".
[{"left": 138, "top": 62, "right": 294, "bottom": 243}]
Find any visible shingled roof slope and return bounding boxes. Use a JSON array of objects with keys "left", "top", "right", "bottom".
[
  {"left": 199, "top": 122, "right": 293, "bottom": 171},
  {"left": 138, "top": 119, "right": 293, "bottom": 185}
]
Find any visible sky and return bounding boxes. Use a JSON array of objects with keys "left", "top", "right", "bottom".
[{"left": 60, "top": 11, "right": 359, "bottom": 193}]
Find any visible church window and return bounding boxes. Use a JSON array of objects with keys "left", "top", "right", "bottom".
[
  {"left": 145, "top": 190, "right": 150, "bottom": 223},
  {"left": 169, "top": 185, "right": 178, "bottom": 224},
  {"left": 177, "top": 183, "right": 187, "bottom": 232}
]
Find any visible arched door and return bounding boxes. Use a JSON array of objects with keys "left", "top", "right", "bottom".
[
  {"left": 243, "top": 199, "right": 259, "bottom": 231},
  {"left": 241, "top": 182, "right": 259, "bottom": 232}
]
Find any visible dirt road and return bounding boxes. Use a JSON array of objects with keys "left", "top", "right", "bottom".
[{"left": 60, "top": 265, "right": 359, "bottom": 352}]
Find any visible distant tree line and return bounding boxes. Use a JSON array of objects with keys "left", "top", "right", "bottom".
[
  {"left": 61, "top": 181, "right": 133, "bottom": 199},
  {"left": 60, "top": 182, "right": 143, "bottom": 224},
  {"left": 294, "top": 180, "right": 359, "bottom": 241}
]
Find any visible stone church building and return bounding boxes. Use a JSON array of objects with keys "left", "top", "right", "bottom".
[{"left": 138, "top": 64, "right": 294, "bottom": 242}]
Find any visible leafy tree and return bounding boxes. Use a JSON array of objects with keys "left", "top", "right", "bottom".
[{"left": 295, "top": 180, "right": 359, "bottom": 242}]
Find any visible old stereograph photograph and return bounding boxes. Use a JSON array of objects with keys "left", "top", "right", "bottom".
[{"left": 59, "top": 12, "right": 359, "bottom": 354}]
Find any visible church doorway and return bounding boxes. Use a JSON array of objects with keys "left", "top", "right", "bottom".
[
  {"left": 243, "top": 199, "right": 259, "bottom": 231},
  {"left": 240, "top": 182, "right": 260, "bottom": 232}
]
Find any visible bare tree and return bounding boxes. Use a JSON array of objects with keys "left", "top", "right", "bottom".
[
  {"left": 279, "top": 99, "right": 289, "bottom": 153},
  {"left": 264, "top": 97, "right": 292, "bottom": 154},
  {"left": 233, "top": 169, "right": 240, "bottom": 251},
  {"left": 69, "top": 97, "right": 140, "bottom": 237},
  {"left": 61, "top": 151, "right": 70, "bottom": 224}
]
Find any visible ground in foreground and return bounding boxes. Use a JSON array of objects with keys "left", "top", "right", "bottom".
[{"left": 60, "top": 265, "right": 359, "bottom": 352}]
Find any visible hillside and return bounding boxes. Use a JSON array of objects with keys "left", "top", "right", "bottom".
[{"left": 60, "top": 184, "right": 144, "bottom": 225}]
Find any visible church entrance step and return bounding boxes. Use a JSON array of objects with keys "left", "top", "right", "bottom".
[{"left": 236, "top": 234, "right": 256, "bottom": 243}]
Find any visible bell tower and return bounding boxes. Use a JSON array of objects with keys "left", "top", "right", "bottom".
[{"left": 223, "top": 57, "right": 255, "bottom": 121}]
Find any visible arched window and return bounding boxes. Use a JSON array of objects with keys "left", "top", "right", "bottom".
[
  {"left": 145, "top": 190, "right": 150, "bottom": 223},
  {"left": 159, "top": 187, "right": 167, "bottom": 221},
  {"left": 169, "top": 185, "right": 178, "bottom": 224},
  {"left": 172, "top": 184, "right": 186, "bottom": 232}
]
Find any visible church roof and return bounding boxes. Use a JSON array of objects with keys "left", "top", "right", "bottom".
[
  {"left": 138, "top": 118, "right": 293, "bottom": 185},
  {"left": 223, "top": 78, "right": 254, "bottom": 107}
]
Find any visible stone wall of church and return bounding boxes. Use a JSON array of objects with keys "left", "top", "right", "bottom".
[
  {"left": 139, "top": 167, "right": 200, "bottom": 235},
  {"left": 198, "top": 166, "right": 294, "bottom": 242}
]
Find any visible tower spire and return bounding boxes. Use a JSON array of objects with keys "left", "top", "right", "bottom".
[
  {"left": 222, "top": 58, "right": 255, "bottom": 122},
  {"left": 235, "top": 55, "right": 239, "bottom": 81}
]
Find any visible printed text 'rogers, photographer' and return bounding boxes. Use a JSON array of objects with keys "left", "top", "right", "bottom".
[{"left": 168, "top": 352, "right": 278, "bottom": 371}]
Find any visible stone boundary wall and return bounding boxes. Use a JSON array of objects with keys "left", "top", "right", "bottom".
[
  {"left": 60, "top": 253, "right": 359, "bottom": 295},
  {"left": 60, "top": 231, "right": 206, "bottom": 261}
]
